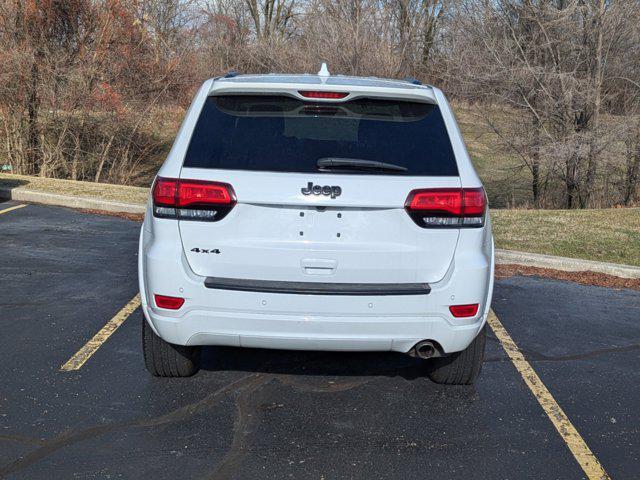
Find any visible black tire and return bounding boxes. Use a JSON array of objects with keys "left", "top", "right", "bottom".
[
  {"left": 426, "top": 326, "right": 486, "bottom": 385},
  {"left": 142, "top": 317, "right": 201, "bottom": 377}
]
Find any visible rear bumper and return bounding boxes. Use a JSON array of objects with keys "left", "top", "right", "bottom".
[
  {"left": 138, "top": 218, "right": 494, "bottom": 354},
  {"left": 143, "top": 307, "right": 486, "bottom": 353}
]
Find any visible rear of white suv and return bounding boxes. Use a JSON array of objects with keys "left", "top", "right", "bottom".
[{"left": 139, "top": 70, "right": 494, "bottom": 384}]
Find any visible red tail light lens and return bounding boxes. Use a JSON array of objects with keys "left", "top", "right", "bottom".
[
  {"left": 154, "top": 294, "right": 185, "bottom": 310},
  {"left": 152, "top": 178, "right": 178, "bottom": 206},
  {"left": 405, "top": 187, "right": 486, "bottom": 228},
  {"left": 152, "top": 177, "right": 236, "bottom": 221},
  {"left": 176, "top": 180, "right": 235, "bottom": 207},
  {"left": 449, "top": 304, "right": 479, "bottom": 318},
  {"left": 462, "top": 188, "right": 486, "bottom": 216},
  {"left": 299, "top": 91, "right": 348, "bottom": 99},
  {"left": 407, "top": 189, "right": 464, "bottom": 216}
]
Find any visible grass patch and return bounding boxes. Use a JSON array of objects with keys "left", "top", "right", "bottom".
[
  {"left": 0, "top": 172, "right": 149, "bottom": 204},
  {"left": 492, "top": 208, "right": 640, "bottom": 266}
]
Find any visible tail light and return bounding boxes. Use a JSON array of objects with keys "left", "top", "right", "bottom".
[
  {"left": 152, "top": 177, "right": 236, "bottom": 221},
  {"left": 154, "top": 294, "right": 185, "bottom": 310},
  {"left": 405, "top": 188, "right": 486, "bottom": 228},
  {"left": 449, "top": 304, "right": 479, "bottom": 318}
]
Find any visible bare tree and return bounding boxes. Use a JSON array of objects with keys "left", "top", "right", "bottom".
[
  {"left": 434, "top": 0, "right": 640, "bottom": 208},
  {"left": 0, "top": 0, "right": 637, "bottom": 205},
  {"left": 245, "top": 0, "right": 296, "bottom": 40}
]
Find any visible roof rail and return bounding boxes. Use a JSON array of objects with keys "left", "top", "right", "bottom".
[
  {"left": 224, "top": 70, "right": 240, "bottom": 78},
  {"left": 403, "top": 76, "right": 422, "bottom": 85}
]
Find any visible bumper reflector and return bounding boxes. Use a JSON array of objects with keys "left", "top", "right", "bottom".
[
  {"left": 449, "top": 303, "right": 479, "bottom": 318},
  {"left": 154, "top": 294, "right": 185, "bottom": 310}
]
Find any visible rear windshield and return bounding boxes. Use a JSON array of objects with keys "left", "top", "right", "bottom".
[{"left": 183, "top": 95, "right": 458, "bottom": 176}]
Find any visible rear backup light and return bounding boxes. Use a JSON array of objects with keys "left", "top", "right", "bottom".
[
  {"left": 154, "top": 294, "right": 185, "bottom": 310},
  {"left": 405, "top": 187, "right": 486, "bottom": 228},
  {"left": 449, "top": 304, "right": 479, "bottom": 318},
  {"left": 299, "top": 91, "right": 348, "bottom": 99},
  {"left": 152, "top": 177, "right": 236, "bottom": 221}
]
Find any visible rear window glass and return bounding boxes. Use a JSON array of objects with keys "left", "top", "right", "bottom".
[{"left": 183, "top": 95, "right": 459, "bottom": 176}]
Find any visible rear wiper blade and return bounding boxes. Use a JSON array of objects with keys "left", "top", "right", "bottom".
[{"left": 317, "top": 157, "right": 408, "bottom": 172}]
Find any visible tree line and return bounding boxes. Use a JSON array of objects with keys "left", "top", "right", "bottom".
[{"left": 0, "top": 0, "right": 638, "bottom": 208}]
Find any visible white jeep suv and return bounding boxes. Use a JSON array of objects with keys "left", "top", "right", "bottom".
[{"left": 139, "top": 67, "right": 494, "bottom": 384}]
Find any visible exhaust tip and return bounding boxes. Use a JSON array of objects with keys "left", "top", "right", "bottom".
[{"left": 413, "top": 340, "right": 440, "bottom": 359}]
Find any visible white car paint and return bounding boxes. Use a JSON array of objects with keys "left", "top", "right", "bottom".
[{"left": 139, "top": 72, "right": 494, "bottom": 355}]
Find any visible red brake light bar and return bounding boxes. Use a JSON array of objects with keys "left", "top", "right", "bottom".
[
  {"left": 299, "top": 91, "right": 348, "bottom": 99},
  {"left": 405, "top": 188, "right": 486, "bottom": 228}
]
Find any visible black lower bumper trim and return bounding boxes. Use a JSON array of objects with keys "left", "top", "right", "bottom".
[{"left": 204, "top": 277, "right": 431, "bottom": 296}]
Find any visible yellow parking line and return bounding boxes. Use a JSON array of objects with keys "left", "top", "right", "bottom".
[
  {"left": 60, "top": 294, "right": 141, "bottom": 371},
  {"left": 488, "top": 310, "right": 610, "bottom": 480},
  {"left": 0, "top": 204, "right": 27, "bottom": 215}
]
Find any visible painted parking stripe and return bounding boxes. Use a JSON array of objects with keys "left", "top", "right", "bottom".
[
  {"left": 488, "top": 310, "right": 610, "bottom": 480},
  {"left": 0, "top": 204, "right": 27, "bottom": 215},
  {"left": 57, "top": 297, "right": 611, "bottom": 478},
  {"left": 60, "top": 294, "right": 141, "bottom": 371}
]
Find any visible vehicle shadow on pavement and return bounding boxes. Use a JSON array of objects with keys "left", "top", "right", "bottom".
[
  {"left": 0, "top": 177, "right": 28, "bottom": 192},
  {"left": 200, "top": 346, "right": 431, "bottom": 380}
]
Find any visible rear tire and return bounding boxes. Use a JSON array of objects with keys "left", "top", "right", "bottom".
[
  {"left": 142, "top": 317, "right": 201, "bottom": 377},
  {"left": 426, "top": 325, "right": 486, "bottom": 385}
]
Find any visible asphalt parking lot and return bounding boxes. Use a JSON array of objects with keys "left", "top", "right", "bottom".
[{"left": 1, "top": 200, "right": 638, "bottom": 480}]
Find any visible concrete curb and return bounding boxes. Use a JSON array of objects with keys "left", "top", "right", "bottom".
[
  {"left": 2, "top": 186, "right": 639, "bottom": 279},
  {"left": 0, "top": 187, "right": 146, "bottom": 215},
  {"left": 496, "top": 249, "right": 640, "bottom": 279}
]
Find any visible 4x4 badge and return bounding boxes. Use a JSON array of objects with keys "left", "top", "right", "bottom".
[
  {"left": 191, "top": 248, "right": 220, "bottom": 254},
  {"left": 301, "top": 182, "right": 342, "bottom": 199}
]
